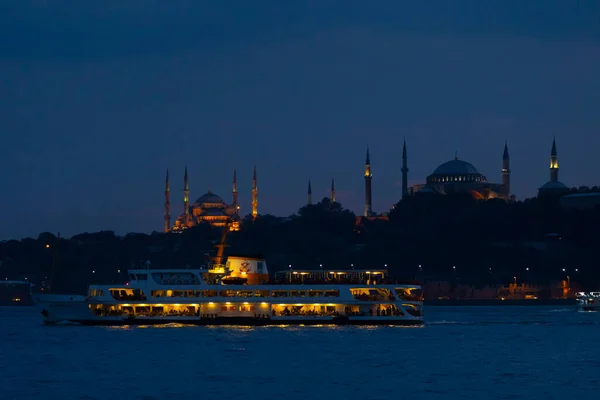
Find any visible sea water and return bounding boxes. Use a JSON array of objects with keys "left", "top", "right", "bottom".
[{"left": 0, "top": 306, "right": 597, "bottom": 399}]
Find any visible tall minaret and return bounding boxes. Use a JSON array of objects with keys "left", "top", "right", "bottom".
[
  {"left": 401, "top": 139, "right": 409, "bottom": 199},
  {"left": 164, "top": 169, "right": 171, "bottom": 233},
  {"left": 550, "top": 137, "right": 559, "bottom": 182},
  {"left": 330, "top": 178, "right": 336, "bottom": 203},
  {"left": 307, "top": 180, "right": 312, "bottom": 205},
  {"left": 251, "top": 166, "right": 258, "bottom": 219},
  {"left": 183, "top": 166, "right": 189, "bottom": 222},
  {"left": 232, "top": 168, "right": 238, "bottom": 210},
  {"left": 502, "top": 141, "right": 511, "bottom": 196},
  {"left": 364, "top": 147, "right": 372, "bottom": 217}
]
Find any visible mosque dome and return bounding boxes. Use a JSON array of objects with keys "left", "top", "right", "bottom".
[
  {"left": 539, "top": 181, "right": 568, "bottom": 190},
  {"left": 194, "top": 191, "right": 225, "bottom": 205},
  {"left": 427, "top": 157, "right": 487, "bottom": 184},
  {"left": 432, "top": 159, "right": 480, "bottom": 176}
]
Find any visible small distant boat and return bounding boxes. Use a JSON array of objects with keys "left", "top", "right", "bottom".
[
  {"left": 576, "top": 292, "right": 600, "bottom": 311},
  {"left": 0, "top": 280, "right": 34, "bottom": 306}
]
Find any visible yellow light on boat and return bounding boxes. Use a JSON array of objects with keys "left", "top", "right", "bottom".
[
  {"left": 295, "top": 304, "right": 303, "bottom": 306},
  {"left": 243, "top": 302, "right": 249, "bottom": 305},
  {"left": 226, "top": 302, "right": 231, "bottom": 305},
  {"left": 314, "top": 304, "right": 319, "bottom": 306},
  {"left": 279, "top": 304, "right": 285, "bottom": 306},
  {"left": 260, "top": 302, "right": 268, "bottom": 306},
  {"left": 208, "top": 302, "right": 214, "bottom": 305},
  {"left": 366, "top": 271, "right": 371, "bottom": 274},
  {"left": 174, "top": 304, "right": 180, "bottom": 306}
]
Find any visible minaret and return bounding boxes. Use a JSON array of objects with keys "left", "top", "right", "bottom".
[
  {"left": 330, "top": 178, "right": 336, "bottom": 203},
  {"left": 232, "top": 168, "right": 238, "bottom": 209},
  {"left": 364, "top": 147, "right": 372, "bottom": 217},
  {"left": 401, "top": 139, "right": 409, "bottom": 199},
  {"left": 502, "top": 141, "right": 511, "bottom": 196},
  {"left": 550, "top": 137, "right": 559, "bottom": 182},
  {"left": 307, "top": 180, "right": 312, "bottom": 205},
  {"left": 183, "top": 166, "right": 189, "bottom": 223},
  {"left": 164, "top": 169, "right": 171, "bottom": 233},
  {"left": 251, "top": 166, "right": 258, "bottom": 219}
]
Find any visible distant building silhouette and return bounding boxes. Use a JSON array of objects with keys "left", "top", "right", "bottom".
[
  {"left": 167, "top": 167, "right": 242, "bottom": 232},
  {"left": 252, "top": 166, "right": 258, "bottom": 220},
  {"left": 401, "top": 139, "right": 409, "bottom": 200},
  {"left": 538, "top": 137, "right": 569, "bottom": 197},
  {"left": 364, "top": 147, "right": 373, "bottom": 217},
  {"left": 410, "top": 142, "right": 512, "bottom": 201}
]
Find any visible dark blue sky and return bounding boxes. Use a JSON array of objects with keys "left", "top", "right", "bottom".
[{"left": 1, "top": 1, "right": 599, "bottom": 240}]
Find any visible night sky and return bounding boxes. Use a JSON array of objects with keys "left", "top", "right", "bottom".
[{"left": 1, "top": 1, "right": 599, "bottom": 240}]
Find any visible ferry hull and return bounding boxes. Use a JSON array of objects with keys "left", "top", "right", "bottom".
[
  {"left": 42, "top": 301, "right": 422, "bottom": 326},
  {"left": 44, "top": 316, "right": 424, "bottom": 327}
]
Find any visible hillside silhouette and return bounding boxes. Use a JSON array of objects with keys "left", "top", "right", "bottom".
[{"left": 1, "top": 193, "right": 599, "bottom": 294}]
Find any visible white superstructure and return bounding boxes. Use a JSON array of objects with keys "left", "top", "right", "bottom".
[{"left": 40, "top": 258, "right": 424, "bottom": 326}]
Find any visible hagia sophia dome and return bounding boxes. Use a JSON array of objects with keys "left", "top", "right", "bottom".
[{"left": 426, "top": 157, "right": 487, "bottom": 184}]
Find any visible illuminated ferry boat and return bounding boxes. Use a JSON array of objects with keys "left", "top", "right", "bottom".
[
  {"left": 40, "top": 256, "right": 424, "bottom": 326},
  {"left": 576, "top": 292, "right": 600, "bottom": 311}
]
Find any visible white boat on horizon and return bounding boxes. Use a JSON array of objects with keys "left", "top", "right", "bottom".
[
  {"left": 576, "top": 292, "right": 600, "bottom": 312},
  {"left": 40, "top": 256, "right": 424, "bottom": 326}
]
